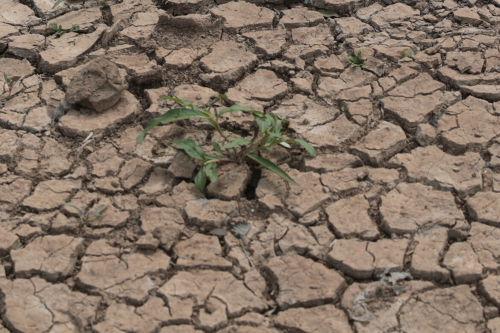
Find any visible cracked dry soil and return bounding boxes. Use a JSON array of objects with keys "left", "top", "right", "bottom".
[{"left": 1, "top": 0, "right": 500, "bottom": 331}]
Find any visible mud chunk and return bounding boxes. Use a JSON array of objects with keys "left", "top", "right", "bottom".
[
  {"left": 388, "top": 146, "right": 484, "bottom": 197},
  {"left": 380, "top": 183, "right": 464, "bottom": 235},
  {"left": 326, "top": 194, "right": 379, "bottom": 240},
  {"left": 264, "top": 254, "right": 346, "bottom": 309},
  {"left": 207, "top": 163, "right": 251, "bottom": 201},
  {"left": 173, "top": 234, "right": 232, "bottom": 269},
  {"left": 158, "top": 270, "right": 267, "bottom": 317},
  {"left": 411, "top": 227, "right": 451, "bottom": 283},
  {"left": 351, "top": 121, "right": 406, "bottom": 166},
  {"left": 399, "top": 285, "right": 485, "bottom": 332},
  {"left": 443, "top": 242, "right": 483, "bottom": 284},
  {"left": 65, "top": 57, "right": 127, "bottom": 112},
  {"left": 274, "top": 304, "right": 353, "bottom": 332}
]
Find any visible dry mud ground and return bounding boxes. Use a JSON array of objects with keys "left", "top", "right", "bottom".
[{"left": 2, "top": 0, "right": 500, "bottom": 331}]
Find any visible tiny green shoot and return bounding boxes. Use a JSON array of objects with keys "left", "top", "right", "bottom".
[
  {"left": 402, "top": 51, "right": 417, "bottom": 58},
  {"left": 3, "top": 73, "right": 19, "bottom": 100},
  {"left": 58, "top": 202, "right": 107, "bottom": 226},
  {"left": 347, "top": 50, "right": 364, "bottom": 69},
  {"left": 341, "top": 105, "right": 350, "bottom": 118},
  {"left": 49, "top": 23, "right": 80, "bottom": 37}
]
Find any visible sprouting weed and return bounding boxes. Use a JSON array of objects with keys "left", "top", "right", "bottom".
[
  {"left": 3, "top": 73, "right": 20, "bottom": 100},
  {"left": 341, "top": 105, "right": 350, "bottom": 118},
  {"left": 347, "top": 50, "right": 364, "bottom": 69},
  {"left": 136, "top": 95, "right": 317, "bottom": 192},
  {"left": 58, "top": 202, "right": 107, "bottom": 226},
  {"left": 401, "top": 51, "right": 417, "bottom": 58},
  {"left": 49, "top": 23, "right": 80, "bottom": 37}
]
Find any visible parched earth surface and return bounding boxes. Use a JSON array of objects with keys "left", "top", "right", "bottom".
[{"left": 2, "top": 0, "right": 500, "bottom": 331}]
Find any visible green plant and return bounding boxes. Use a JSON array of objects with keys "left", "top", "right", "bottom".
[
  {"left": 401, "top": 51, "right": 417, "bottom": 58},
  {"left": 348, "top": 50, "right": 364, "bottom": 69},
  {"left": 52, "top": 0, "right": 64, "bottom": 8},
  {"left": 3, "top": 73, "right": 19, "bottom": 100},
  {"left": 58, "top": 202, "right": 107, "bottom": 225},
  {"left": 341, "top": 105, "right": 350, "bottom": 118},
  {"left": 49, "top": 23, "right": 79, "bottom": 37},
  {"left": 137, "top": 95, "right": 317, "bottom": 192},
  {"left": 0, "top": 53, "right": 5, "bottom": 58}
]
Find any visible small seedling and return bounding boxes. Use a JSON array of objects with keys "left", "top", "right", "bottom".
[
  {"left": 49, "top": 23, "right": 79, "bottom": 37},
  {"left": 3, "top": 73, "right": 20, "bottom": 100},
  {"left": 401, "top": 51, "right": 417, "bottom": 58},
  {"left": 341, "top": 105, "right": 350, "bottom": 118},
  {"left": 0, "top": 53, "right": 5, "bottom": 58},
  {"left": 348, "top": 50, "right": 364, "bottom": 69},
  {"left": 58, "top": 202, "right": 107, "bottom": 225},
  {"left": 137, "top": 95, "right": 317, "bottom": 192}
]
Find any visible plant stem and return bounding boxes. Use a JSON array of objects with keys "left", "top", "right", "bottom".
[
  {"left": 204, "top": 158, "right": 235, "bottom": 165},
  {"left": 212, "top": 117, "right": 238, "bottom": 155},
  {"left": 242, "top": 133, "right": 268, "bottom": 156}
]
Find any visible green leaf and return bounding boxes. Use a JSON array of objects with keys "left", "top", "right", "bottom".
[
  {"left": 137, "top": 108, "right": 207, "bottom": 143},
  {"left": 347, "top": 56, "right": 362, "bottom": 65},
  {"left": 192, "top": 105, "right": 206, "bottom": 113},
  {"left": 193, "top": 144, "right": 207, "bottom": 160},
  {"left": 223, "top": 138, "right": 251, "bottom": 149},
  {"left": 209, "top": 94, "right": 226, "bottom": 109},
  {"left": 204, "top": 154, "right": 220, "bottom": 160},
  {"left": 212, "top": 142, "right": 224, "bottom": 155},
  {"left": 174, "top": 139, "right": 206, "bottom": 161},
  {"left": 204, "top": 163, "right": 218, "bottom": 183},
  {"left": 246, "top": 153, "right": 298, "bottom": 185},
  {"left": 269, "top": 113, "right": 278, "bottom": 127},
  {"left": 195, "top": 168, "right": 207, "bottom": 192},
  {"left": 287, "top": 139, "right": 317, "bottom": 157},
  {"left": 70, "top": 25, "right": 79, "bottom": 32},
  {"left": 52, "top": 0, "right": 65, "bottom": 8},
  {"left": 256, "top": 114, "right": 273, "bottom": 134},
  {"left": 317, "top": 9, "right": 338, "bottom": 17},
  {"left": 58, "top": 202, "right": 83, "bottom": 214},
  {"left": 90, "top": 205, "right": 107, "bottom": 217},
  {"left": 49, "top": 23, "right": 58, "bottom": 30},
  {"left": 217, "top": 105, "right": 264, "bottom": 119},
  {"left": 402, "top": 51, "right": 416, "bottom": 58},
  {"left": 161, "top": 96, "right": 194, "bottom": 108},
  {"left": 267, "top": 131, "right": 282, "bottom": 138}
]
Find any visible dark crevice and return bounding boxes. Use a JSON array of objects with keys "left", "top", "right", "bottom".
[{"left": 244, "top": 167, "right": 261, "bottom": 200}]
